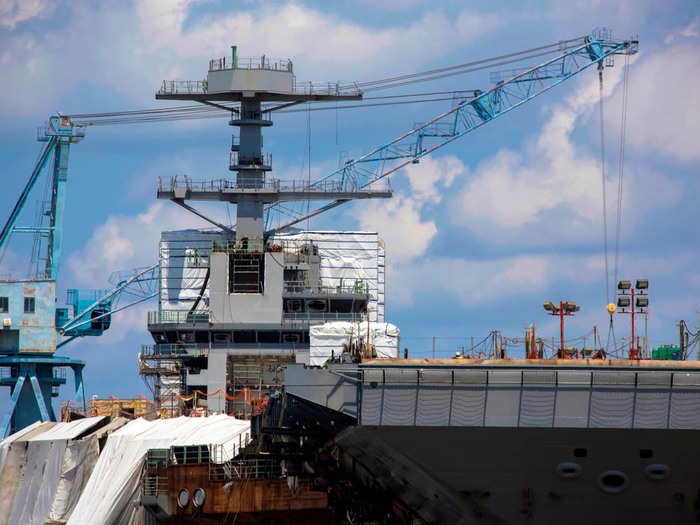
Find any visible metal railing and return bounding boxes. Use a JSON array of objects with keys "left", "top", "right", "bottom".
[
  {"left": 147, "top": 310, "right": 210, "bottom": 325},
  {"left": 210, "top": 458, "right": 283, "bottom": 481},
  {"left": 230, "top": 151, "right": 272, "bottom": 169},
  {"left": 141, "top": 342, "right": 300, "bottom": 357},
  {"left": 157, "top": 79, "right": 207, "bottom": 95},
  {"left": 209, "top": 56, "right": 293, "bottom": 72},
  {"left": 283, "top": 312, "right": 365, "bottom": 323},
  {"left": 143, "top": 449, "right": 169, "bottom": 496},
  {"left": 141, "top": 343, "right": 211, "bottom": 357},
  {"left": 293, "top": 80, "right": 362, "bottom": 97},
  {"left": 159, "top": 175, "right": 387, "bottom": 194},
  {"left": 283, "top": 281, "right": 369, "bottom": 295}
]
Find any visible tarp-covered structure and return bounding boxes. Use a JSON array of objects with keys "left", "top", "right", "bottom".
[
  {"left": 310, "top": 321, "right": 400, "bottom": 366},
  {"left": 68, "top": 414, "right": 251, "bottom": 525},
  {"left": 159, "top": 229, "right": 386, "bottom": 322},
  {"left": 0, "top": 416, "right": 127, "bottom": 525}
]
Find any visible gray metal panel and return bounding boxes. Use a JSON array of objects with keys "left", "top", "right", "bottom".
[
  {"left": 669, "top": 390, "right": 700, "bottom": 429},
  {"left": 637, "top": 371, "right": 672, "bottom": 387},
  {"left": 589, "top": 389, "right": 634, "bottom": 428},
  {"left": 453, "top": 369, "right": 487, "bottom": 385},
  {"left": 360, "top": 386, "right": 382, "bottom": 426},
  {"left": 672, "top": 372, "right": 700, "bottom": 387},
  {"left": 419, "top": 369, "right": 452, "bottom": 385},
  {"left": 485, "top": 387, "right": 521, "bottom": 426},
  {"left": 450, "top": 387, "right": 486, "bottom": 426},
  {"left": 285, "top": 364, "right": 358, "bottom": 418},
  {"left": 519, "top": 388, "right": 555, "bottom": 427},
  {"left": 382, "top": 386, "right": 417, "bottom": 425},
  {"left": 522, "top": 370, "right": 556, "bottom": 385},
  {"left": 363, "top": 368, "right": 384, "bottom": 385},
  {"left": 633, "top": 390, "right": 670, "bottom": 428},
  {"left": 553, "top": 388, "right": 589, "bottom": 427},
  {"left": 488, "top": 370, "right": 522, "bottom": 385},
  {"left": 592, "top": 371, "right": 636, "bottom": 385},
  {"left": 415, "top": 387, "right": 451, "bottom": 426},
  {"left": 557, "top": 370, "right": 591, "bottom": 385},
  {"left": 384, "top": 368, "right": 418, "bottom": 384}
]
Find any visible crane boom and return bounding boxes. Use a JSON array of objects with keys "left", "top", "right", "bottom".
[{"left": 266, "top": 31, "right": 638, "bottom": 233}]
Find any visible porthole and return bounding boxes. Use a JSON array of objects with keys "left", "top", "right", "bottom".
[
  {"left": 644, "top": 464, "right": 671, "bottom": 481},
  {"left": 193, "top": 487, "right": 207, "bottom": 507},
  {"left": 556, "top": 462, "right": 583, "bottom": 479},
  {"left": 598, "top": 470, "right": 629, "bottom": 494},
  {"left": 177, "top": 488, "right": 190, "bottom": 508}
]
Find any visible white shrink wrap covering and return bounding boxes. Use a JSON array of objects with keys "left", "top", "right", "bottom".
[
  {"left": 309, "top": 321, "right": 400, "bottom": 366},
  {"left": 67, "top": 415, "right": 251, "bottom": 525},
  {"left": 0, "top": 421, "right": 43, "bottom": 472},
  {"left": 3, "top": 417, "right": 106, "bottom": 525},
  {"left": 157, "top": 229, "right": 387, "bottom": 322},
  {"left": 271, "top": 231, "right": 386, "bottom": 322}
]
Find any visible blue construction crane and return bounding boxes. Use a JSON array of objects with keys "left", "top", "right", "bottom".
[
  {"left": 0, "top": 117, "right": 158, "bottom": 437},
  {"left": 264, "top": 29, "right": 638, "bottom": 232}
]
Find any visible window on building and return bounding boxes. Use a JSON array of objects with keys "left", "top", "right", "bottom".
[
  {"left": 0, "top": 297, "right": 8, "bottom": 313},
  {"left": 24, "top": 296, "right": 35, "bottom": 314}
]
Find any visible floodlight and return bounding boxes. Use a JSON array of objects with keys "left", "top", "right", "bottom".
[
  {"left": 635, "top": 279, "right": 649, "bottom": 290},
  {"left": 618, "top": 280, "right": 631, "bottom": 290},
  {"left": 564, "top": 301, "right": 579, "bottom": 313},
  {"left": 617, "top": 296, "right": 631, "bottom": 308},
  {"left": 543, "top": 302, "right": 556, "bottom": 312},
  {"left": 636, "top": 297, "right": 649, "bottom": 308}
]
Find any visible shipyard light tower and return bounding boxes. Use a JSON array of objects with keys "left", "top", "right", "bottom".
[{"left": 155, "top": 46, "right": 391, "bottom": 251}]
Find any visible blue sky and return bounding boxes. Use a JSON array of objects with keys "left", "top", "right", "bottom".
[{"left": 1, "top": 0, "right": 700, "bottom": 408}]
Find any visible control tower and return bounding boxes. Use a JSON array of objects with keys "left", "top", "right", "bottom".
[
  {"left": 156, "top": 46, "right": 391, "bottom": 244},
  {"left": 143, "top": 48, "right": 396, "bottom": 415}
]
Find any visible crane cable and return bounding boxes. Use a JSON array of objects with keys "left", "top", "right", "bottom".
[
  {"left": 600, "top": 69, "right": 610, "bottom": 307},
  {"left": 599, "top": 67, "right": 617, "bottom": 353},
  {"left": 613, "top": 53, "right": 630, "bottom": 291}
]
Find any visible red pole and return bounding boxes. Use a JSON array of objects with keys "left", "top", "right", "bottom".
[
  {"left": 560, "top": 300, "right": 565, "bottom": 357},
  {"left": 631, "top": 289, "right": 635, "bottom": 358}
]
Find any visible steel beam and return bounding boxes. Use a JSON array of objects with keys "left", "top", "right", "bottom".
[{"left": 0, "top": 376, "right": 25, "bottom": 438}]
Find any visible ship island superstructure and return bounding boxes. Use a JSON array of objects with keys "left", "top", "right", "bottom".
[{"left": 138, "top": 48, "right": 399, "bottom": 416}]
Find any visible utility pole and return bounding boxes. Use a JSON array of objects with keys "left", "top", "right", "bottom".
[
  {"left": 432, "top": 336, "right": 436, "bottom": 359},
  {"left": 594, "top": 325, "right": 598, "bottom": 351},
  {"left": 680, "top": 321, "right": 686, "bottom": 360}
]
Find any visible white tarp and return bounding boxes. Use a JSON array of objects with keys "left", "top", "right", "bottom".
[
  {"left": 0, "top": 421, "right": 43, "bottom": 472},
  {"left": 3, "top": 417, "right": 106, "bottom": 525},
  {"left": 68, "top": 415, "right": 251, "bottom": 525},
  {"left": 49, "top": 417, "right": 129, "bottom": 524},
  {"left": 159, "top": 229, "right": 386, "bottom": 322},
  {"left": 273, "top": 231, "right": 385, "bottom": 322},
  {"left": 309, "top": 321, "right": 400, "bottom": 366},
  {"left": 159, "top": 229, "right": 227, "bottom": 311}
]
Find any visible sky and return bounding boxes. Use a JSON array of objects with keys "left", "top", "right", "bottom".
[{"left": 1, "top": 0, "right": 700, "bottom": 410}]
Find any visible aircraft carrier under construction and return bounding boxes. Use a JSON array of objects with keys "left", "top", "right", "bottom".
[{"left": 3, "top": 30, "right": 700, "bottom": 525}]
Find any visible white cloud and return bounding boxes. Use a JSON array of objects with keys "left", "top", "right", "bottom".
[
  {"left": 355, "top": 155, "right": 465, "bottom": 262},
  {"left": 389, "top": 253, "right": 601, "bottom": 307},
  {"left": 680, "top": 17, "right": 700, "bottom": 38},
  {"left": 403, "top": 155, "right": 466, "bottom": 204},
  {"left": 0, "top": 0, "right": 52, "bottom": 29},
  {"left": 1, "top": 2, "right": 504, "bottom": 116},
  {"left": 359, "top": 195, "right": 437, "bottom": 263},
  {"left": 448, "top": 50, "right": 682, "bottom": 242},
  {"left": 67, "top": 201, "right": 213, "bottom": 287},
  {"left": 666, "top": 16, "right": 700, "bottom": 43},
  {"left": 616, "top": 44, "right": 700, "bottom": 162}
]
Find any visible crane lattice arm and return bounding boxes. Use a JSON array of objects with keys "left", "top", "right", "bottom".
[{"left": 265, "top": 30, "right": 638, "bottom": 233}]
